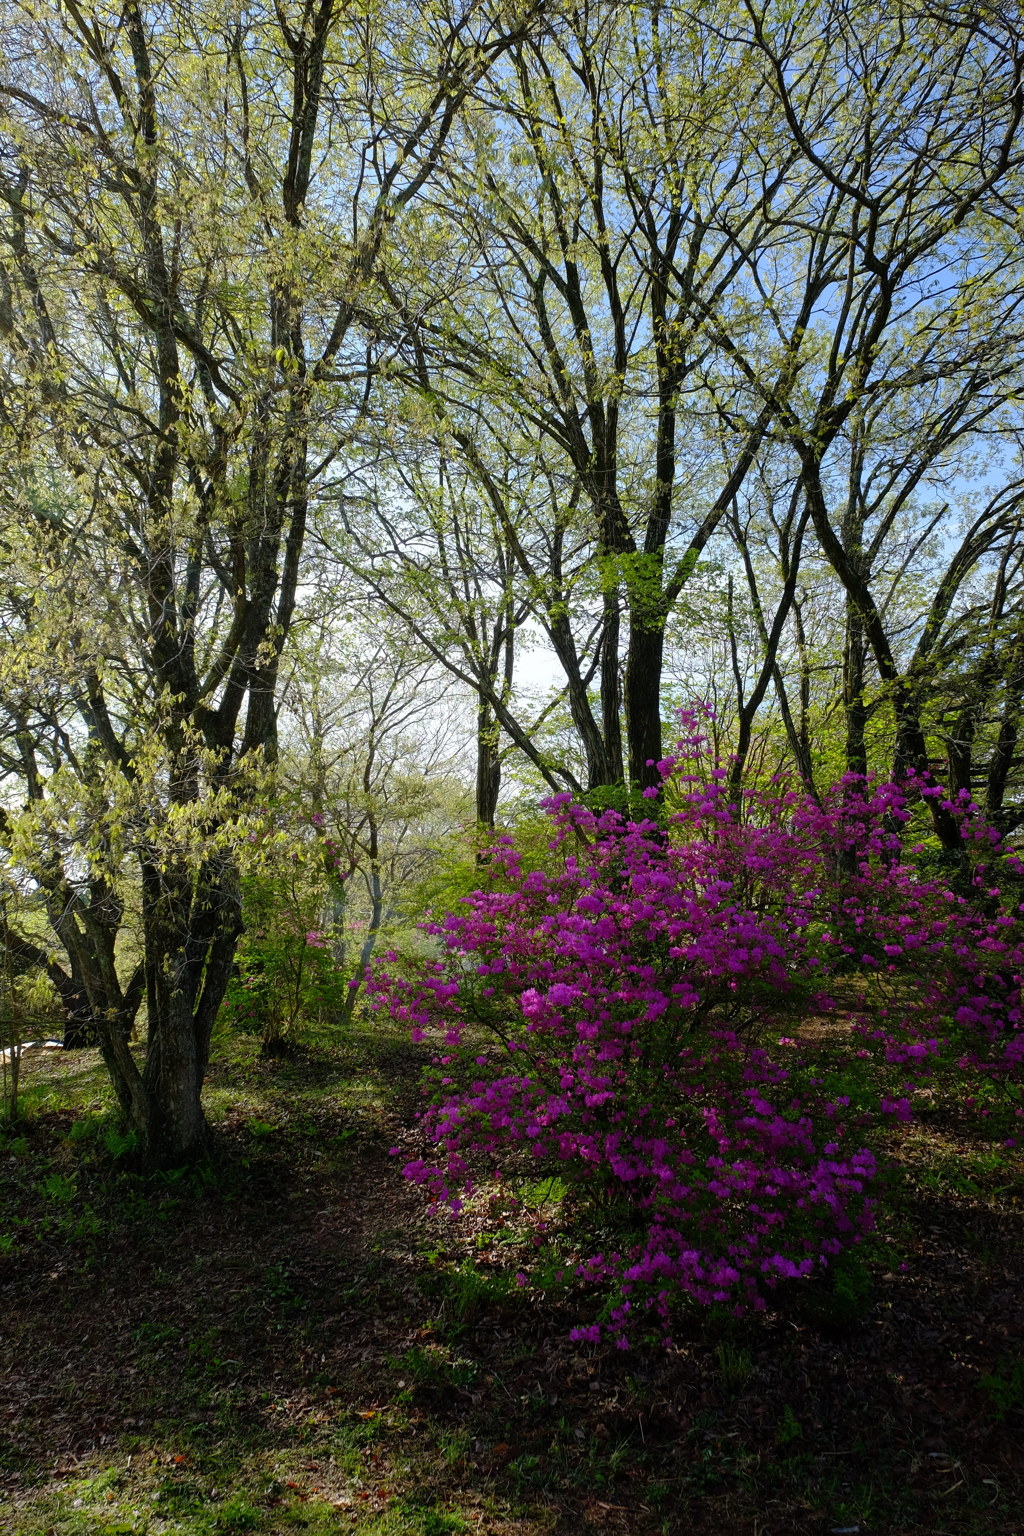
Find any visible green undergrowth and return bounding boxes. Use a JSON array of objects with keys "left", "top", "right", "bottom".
[{"left": 1, "top": 1017, "right": 1023, "bottom": 1534}]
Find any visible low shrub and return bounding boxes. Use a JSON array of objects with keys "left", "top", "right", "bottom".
[{"left": 370, "top": 712, "right": 1024, "bottom": 1341}]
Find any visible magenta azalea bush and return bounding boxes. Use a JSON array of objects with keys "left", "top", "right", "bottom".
[{"left": 370, "top": 716, "right": 1024, "bottom": 1342}]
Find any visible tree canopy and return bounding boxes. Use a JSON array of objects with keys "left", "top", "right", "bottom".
[{"left": 2, "top": 0, "right": 1024, "bottom": 1159}]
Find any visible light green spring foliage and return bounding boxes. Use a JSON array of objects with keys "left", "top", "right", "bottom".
[
  {"left": 0, "top": 0, "right": 542, "bottom": 1043},
  {"left": 1, "top": 0, "right": 1024, "bottom": 1079},
  {"left": 343, "top": 0, "right": 1024, "bottom": 794}
]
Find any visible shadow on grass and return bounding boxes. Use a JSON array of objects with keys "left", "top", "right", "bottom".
[{"left": 0, "top": 1021, "right": 1023, "bottom": 1535}]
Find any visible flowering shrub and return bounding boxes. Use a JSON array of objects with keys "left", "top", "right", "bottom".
[{"left": 370, "top": 716, "right": 1024, "bottom": 1340}]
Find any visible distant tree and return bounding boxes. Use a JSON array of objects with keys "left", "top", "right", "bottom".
[
  {"left": 281, "top": 596, "right": 471, "bottom": 1012},
  {"left": 336, "top": 397, "right": 597, "bottom": 812}
]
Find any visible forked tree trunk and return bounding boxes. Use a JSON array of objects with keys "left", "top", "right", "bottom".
[{"left": 95, "top": 861, "right": 243, "bottom": 1166}]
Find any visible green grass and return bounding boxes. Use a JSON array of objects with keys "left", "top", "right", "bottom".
[{"left": 1, "top": 1018, "right": 1023, "bottom": 1535}]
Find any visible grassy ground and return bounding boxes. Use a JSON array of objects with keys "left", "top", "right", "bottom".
[{"left": 0, "top": 1019, "right": 1022, "bottom": 1536}]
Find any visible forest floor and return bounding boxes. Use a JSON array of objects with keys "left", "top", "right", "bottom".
[{"left": 0, "top": 1019, "right": 1022, "bottom": 1536}]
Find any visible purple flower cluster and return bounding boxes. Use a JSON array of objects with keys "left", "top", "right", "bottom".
[{"left": 369, "top": 720, "right": 1024, "bottom": 1338}]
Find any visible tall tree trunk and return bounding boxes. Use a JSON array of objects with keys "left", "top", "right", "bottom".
[
  {"left": 476, "top": 697, "right": 502, "bottom": 829},
  {"left": 624, "top": 621, "right": 665, "bottom": 793},
  {"left": 986, "top": 625, "right": 1024, "bottom": 834},
  {"left": 843, "top": 599, "right": 868, "bottom": 779},
  {"left": 599, "top": 588, "right": 624, "bottom": 783}
]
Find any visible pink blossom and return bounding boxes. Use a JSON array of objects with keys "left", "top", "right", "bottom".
[{"left": 367, "top": 719, "right": 1024, "bottom": 1342}]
